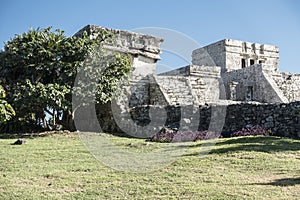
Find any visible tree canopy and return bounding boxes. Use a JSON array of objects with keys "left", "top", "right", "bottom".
[
  {"left": 0, "top": 85, "right": 15, "bottom": 123},
  {"left": 0, "top": 27, "right": 132, "bottom": 132}
]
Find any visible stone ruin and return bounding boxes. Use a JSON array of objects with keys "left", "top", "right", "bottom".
[{"left": 75, "top": 25, "right": 300, "bottom": 138}]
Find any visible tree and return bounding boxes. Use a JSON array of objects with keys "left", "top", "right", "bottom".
[
  {"left": 0, "top": 27, "right": 132, "bottom": 132},
  {"left": 0, "top": 85, "right": 15, "bottom": 123}
]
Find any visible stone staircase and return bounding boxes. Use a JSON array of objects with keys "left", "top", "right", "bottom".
[{"left": 154, "top": 75, "right": 196, "bottom": 105}]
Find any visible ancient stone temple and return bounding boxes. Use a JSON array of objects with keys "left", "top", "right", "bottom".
[
  {"left": 75, "top": 25, "right": 300, "bottom": 138},
  {"left": 191, "top": 39, "right": 300, "bottom": 104},
  {"left": 76, "top": 25, "right": 300, "bottom": 105}
]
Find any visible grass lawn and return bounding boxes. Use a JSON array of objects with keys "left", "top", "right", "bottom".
[{"left": 0, "top": 132, "right": 299, "bottom": 199}]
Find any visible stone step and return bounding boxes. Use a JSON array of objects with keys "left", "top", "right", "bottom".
[{"left": 155, "top": 75, "right": 195, "bottom": 105}]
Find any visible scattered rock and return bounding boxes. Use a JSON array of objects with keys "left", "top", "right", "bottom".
[{"left": 12, "top": 139, "right": 26, "bottom": 145}]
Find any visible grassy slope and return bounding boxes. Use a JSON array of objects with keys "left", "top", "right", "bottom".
[{"left": 0, "top": 133, "right": 299, "bottom": 199}]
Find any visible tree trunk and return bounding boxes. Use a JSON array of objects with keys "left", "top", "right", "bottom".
[
  {"left": 43, "top": 117, "right": 49, "bottom": 130},
  {"left": 62, "top": 110, "right": 76, "bottom": 131},
  {"left": 52, "top": 109, "right": 56, "bottom": 129}
]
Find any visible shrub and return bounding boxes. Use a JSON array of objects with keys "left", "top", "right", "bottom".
[
  {"left": 148, "top": 125, "right": 273, "bottom": 143},
  {"left": 230, "top": 125, "right": 272, "bottom": 137},
  {"left": 148, "top": 127, "right": 219, "bottom": 143}
]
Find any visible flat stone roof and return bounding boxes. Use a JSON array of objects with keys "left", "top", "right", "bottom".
[{"left": 75, "top": 25, "right": 164, "bottom": 60}]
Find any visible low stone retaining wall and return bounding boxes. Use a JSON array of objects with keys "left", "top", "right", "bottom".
[{"left": 97, "top": 101, "right": 300, "bottom": 139}]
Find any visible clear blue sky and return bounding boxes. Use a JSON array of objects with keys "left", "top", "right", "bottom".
[{"left": 1, "top": 0, "right": 299, "bottom": 73}]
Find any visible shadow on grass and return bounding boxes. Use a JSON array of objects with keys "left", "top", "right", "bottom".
[
  {"left": 217, "top": 136, "right": 300, "bottom": 153},
  {"left": 0, "top": 130, "right": 137, "bottom": 140},
  {"left": 183, "top": 136, "right": 300, "bottom": 156},
  {"left": 257, "top": 177, "right": 300, "bottom": 186},
  {"left": 0, "top": 130, "right": 74, "bottom": 139}
]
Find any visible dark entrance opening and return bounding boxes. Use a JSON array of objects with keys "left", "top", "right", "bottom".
[
  {"left": 250, "top": 59, "right": 255, "bottom": 66},
  {"left": 246, "top": 86, "right": 253, "bottom": 101},
  {"left": 241, "top": 59, "right": 246, "bottom": 68}
]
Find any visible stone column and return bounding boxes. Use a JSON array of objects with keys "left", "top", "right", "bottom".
[{"left": 228, "top": 81, "right": 238, "bottom": 101}]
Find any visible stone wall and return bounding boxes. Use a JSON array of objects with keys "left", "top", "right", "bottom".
[
  {"left": 149, "top": 76, "right": 169, "bottom": 106},
  {"left": 222, "top": 64, "right": 288, "bottom": 103},
  {"left": 157, "top": 65, "right": 222, "bottom": 104},
  {"left": 271, "top": 72, "right": 300, "bottom": 103},
  {"left": 152, "top": 75, "right": 195, "bottom": 105},
  {"left": 128, "top": 56, "right": 157, "bottom": 107},
  {"left": 75, "top": 25, "right": 163, "bottom": 60},
  {"left": 224, "top": 39, "right": 279, "bottom": 72},
  {"left": 192, "top": 41, "right": 225, "bottom": 72},
  {"left": 198, "top": 102, "right": 300, "bottom": 139},
  {"left": 76, "top": 25, "right": 164, "bottom": 108},
  {"left": 96, "top": 102, "right": 300, "bottom": 139},
  {"left": 192, "top": 39, "right": 279, "bottom": 73},
  {"left": 187, "top": 66, "right": 223, "bottom": 103}
]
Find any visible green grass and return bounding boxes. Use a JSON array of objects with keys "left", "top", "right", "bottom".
[{"left": 0, "top": 132, "right": 299, "bottom": 199}]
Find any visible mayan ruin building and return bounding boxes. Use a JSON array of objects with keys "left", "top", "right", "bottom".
[{"left": 75, "top": 25, "right": 300, "bottom": 138}]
